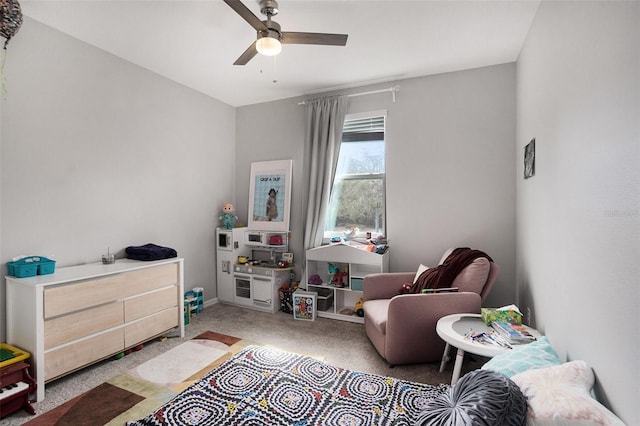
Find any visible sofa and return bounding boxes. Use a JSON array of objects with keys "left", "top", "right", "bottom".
[{"left": 363, "top": 248, "right": 499, "bottom": 365}]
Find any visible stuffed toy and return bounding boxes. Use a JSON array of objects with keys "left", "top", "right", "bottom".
[
  {"left": 327, "top": 263, "right": 339, "bottom": 277},
  {"left": 399, "top": 282, "right": 413, "bottom": 294},
  {"left": 308, "top": 274, "right": 323, "bottom": 285},
  {"left": 331, "top": 271, "right": 346, "bottom": 288},
  {"left": 219, "top": 202, "right": 238, "bottom": 230},
  {"left": 343, "top": 227, "right": 358, "bottom": 241}
]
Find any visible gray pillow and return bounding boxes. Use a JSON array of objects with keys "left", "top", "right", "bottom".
[{"left": 416, "top": 369, "right": 527, "bottom": 426}]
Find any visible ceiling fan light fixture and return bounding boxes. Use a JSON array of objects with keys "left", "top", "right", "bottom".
[
  {"left": 224, "top": 0, "right": 348, "bottom": 65},
  {"left": 256, "top": 36, "right": 282, "bottom": 56}
]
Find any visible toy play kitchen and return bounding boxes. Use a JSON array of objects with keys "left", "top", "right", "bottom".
[{"left": 216, "top": 228, "right": 292, "bottom": 314}]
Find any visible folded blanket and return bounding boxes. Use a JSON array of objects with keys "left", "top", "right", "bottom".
[
  {"left": 126, "top": 243, "right": 177, "bottom": 261},
  {"left": 410, "top": 247, "right": 493, "bottom": 293}
]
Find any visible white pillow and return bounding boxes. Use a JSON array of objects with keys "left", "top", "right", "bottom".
[
  {"left": 511, "top": 360, "right": 625, "bottom": 426},
  {"left": 413, "top": 264, "right": 429, "bottom": 284}
]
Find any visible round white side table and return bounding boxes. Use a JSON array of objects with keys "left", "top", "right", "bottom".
[{"left": 436, "top": 313, "right": 540, "bottom": 385}]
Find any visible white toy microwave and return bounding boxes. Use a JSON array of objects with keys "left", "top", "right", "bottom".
[{"left": 245, "top": 231, "right": 267, "bottom": 246}]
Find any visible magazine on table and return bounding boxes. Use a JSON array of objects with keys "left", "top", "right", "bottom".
[
  {"left": 467, "top": 331, "right": 512, "bottom": 349},
  {"left": 491, "top": 321, "right": 537, "bottom": 344}
]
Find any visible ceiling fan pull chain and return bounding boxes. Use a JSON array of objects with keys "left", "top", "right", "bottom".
[{"left": 272, "top": 56, "right": 278, "bottom": 84}]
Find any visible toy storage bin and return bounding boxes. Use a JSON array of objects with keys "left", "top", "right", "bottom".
[
  {"left": 38, "top": 259, "right": 56, "bottom": 275},
  {"left": 312, "top": 287, "right": 334, "bottom": 311},
  {"left": 7, "top": 260, "right": 38, "bottom": 278},
  {"left": 351, "top": 278, "right": 364, "bottom": 291},
  {"left": 7, "top": 256, "right": 56, "bottom": 278}
]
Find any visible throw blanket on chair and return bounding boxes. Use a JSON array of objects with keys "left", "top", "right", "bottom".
[{"left": 409, "top": 247, "right": 493, "bottom": 294}]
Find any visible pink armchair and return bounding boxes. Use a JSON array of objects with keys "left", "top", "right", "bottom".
[{"left": 363, "top": 249, "right": 499, "bottom": 365}]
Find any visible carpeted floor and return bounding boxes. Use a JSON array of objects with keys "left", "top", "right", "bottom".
[
  {"left": 3, "top": 302, "right": 484, "bottom": 425},
  {"left": 21, "top": 331, "right": 255, "bottom": 425}
]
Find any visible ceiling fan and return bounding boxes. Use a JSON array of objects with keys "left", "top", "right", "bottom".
[{"left": 224, "top": 0, "right": 348, "bottom": 65}]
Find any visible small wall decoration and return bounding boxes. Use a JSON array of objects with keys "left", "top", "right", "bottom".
[
  {"left": 524, "top": 138, "right": 535, "bottom": 179},
  {"left": 0, "top": 0, "right": 23, "bottom": 49},
  {"left": 292, "top": 290, "right": 316, "bottom": 321},
  {"left": 0, "top": 0, "right": 23, "bottom": 97},
  {"left": 248, "top": 159, "right": 292, "bottom": 231}
]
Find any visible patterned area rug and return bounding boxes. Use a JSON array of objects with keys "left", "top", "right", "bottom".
[
  {"left": 126, "top": 345, "right": 450, "bottom": 426},
  {"left": 24, "top": 331, "right": 256, "bottom": 426}
]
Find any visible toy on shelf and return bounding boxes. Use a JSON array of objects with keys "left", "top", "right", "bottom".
[
  {"left": 328, "top": 263, "right": 348, "bottom": 288},
  {"left": 328, "top": 263, "right": 338, "bottom": 279},
  {"left": 184, "top": 287, "right": 204, "bottom": 316},
  {"left": 343, "top": 227, "right": 358, "bottom": 241},
  {"left": 219, "top": 202, "right": 238, "bottom": 230},
  {"left": 308, "top": 274, "right": 322, "bottom": 285},
  {"left": 331, "top": 270, "right": 347, "bottom": 287}
]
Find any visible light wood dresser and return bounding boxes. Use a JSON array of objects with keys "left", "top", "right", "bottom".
[{"left": 5, "top": 258, "right": 184, "bottom": 401}]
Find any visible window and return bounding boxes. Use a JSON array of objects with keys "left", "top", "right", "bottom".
[{"left": 325, "top": 111, "right": 386, "bottom": 239}]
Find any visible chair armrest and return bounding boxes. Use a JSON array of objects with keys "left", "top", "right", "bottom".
[
  {"left": 363, "top": 272, "right": 415, "bottom": 301},
  {"left": 386, "top": 292, "right": 482, "bottom": 336}
]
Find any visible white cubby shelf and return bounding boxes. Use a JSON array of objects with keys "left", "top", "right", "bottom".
[{"left": 305, "top": 242, "right": 389, "bottom": 323}]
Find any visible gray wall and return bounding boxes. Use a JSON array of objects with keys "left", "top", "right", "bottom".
[
  {"left": 236, "top": 63, "right": 517, "bottom": 307},
  {"left": 2, "top": 5, "right": 637, "bottom": 423},
  {"left": 516, "top": 2, "right": 639, "bottom": 424},
  {"left": 0, "top": 17, "right": 236, "bottom": 341}
]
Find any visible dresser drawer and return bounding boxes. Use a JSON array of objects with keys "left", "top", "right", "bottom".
[
  {"left": 45, "top": 328, "right": 123, "bottom": 381},
  {"left": 124, "top": 286, "right": 177, "bottom": 322},
  {"left": 124, "top": 307, "right": 178, "bottom": 348},
  {"left": 44, "top": 274, "right": 126, "bottom": 319},
  {"left": 123, "top": 263, "right": 178, "bottom": 297},
  {"left": 44, "top": 302, "right": 124, "bottom": 350}
]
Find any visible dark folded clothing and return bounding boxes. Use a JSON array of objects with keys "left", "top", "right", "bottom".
[{"left": 126, "top": 243, "right": 177, "bottom": 261}]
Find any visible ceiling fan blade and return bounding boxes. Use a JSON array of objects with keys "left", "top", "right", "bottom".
[
  {"left": 223, "top": 0, "right": 267, "bottom": 31},
  {"left": 281, "top": 32, "right": 348, "bottom": 46},
  {"left": 233, "top": 41, "right": 259, "bottom": 65}
]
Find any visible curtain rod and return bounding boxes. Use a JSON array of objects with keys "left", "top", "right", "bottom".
[{"left": 298, "top": 85, "right": 399, "bottom": 105}]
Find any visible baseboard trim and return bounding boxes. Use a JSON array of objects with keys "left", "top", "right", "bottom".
[{"left": 204, "top": 298, "right": 218, "bottom": 308}]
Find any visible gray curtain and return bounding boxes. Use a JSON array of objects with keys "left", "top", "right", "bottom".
[{"left": 302, "top": 95, "right": 349, "bottom": 251}]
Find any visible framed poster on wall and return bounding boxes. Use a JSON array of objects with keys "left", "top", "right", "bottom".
[
  {"left": 248, "top": 159, "right": 292, "bottom": 231},
  {"left": 524, "top": 138, "right": 535, "bottom": 179}
]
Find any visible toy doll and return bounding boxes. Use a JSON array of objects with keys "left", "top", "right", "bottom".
[{"left": 219, "top": 202, "right": 238, "bottom": 229}]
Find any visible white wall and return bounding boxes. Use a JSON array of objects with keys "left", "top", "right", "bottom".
[
  {"left": 236, "top": 63, "right": 517, "bottom": 307},
  {"left": 0, "top": 18, "right": 236, "bottom": 342},
  {"left": 516, "top": 2, "right": 639, "bottom": 423}
]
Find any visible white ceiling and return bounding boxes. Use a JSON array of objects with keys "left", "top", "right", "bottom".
[{"left": 21, "top": 0, "right": 541, "bottom": 107}]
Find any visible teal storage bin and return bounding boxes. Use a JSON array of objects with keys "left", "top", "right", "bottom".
[
  {"left": 7, "top": 257, "right": 39, "bottom": 278},
  {"left": 7, "top": 256, "right": 56, "bottom": 278},
  {"left": 38, "top": 259, "right": 56, "bottom": 275},
  {"left": 351, "top": 278, "right": 364, "bottom": 291}
]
